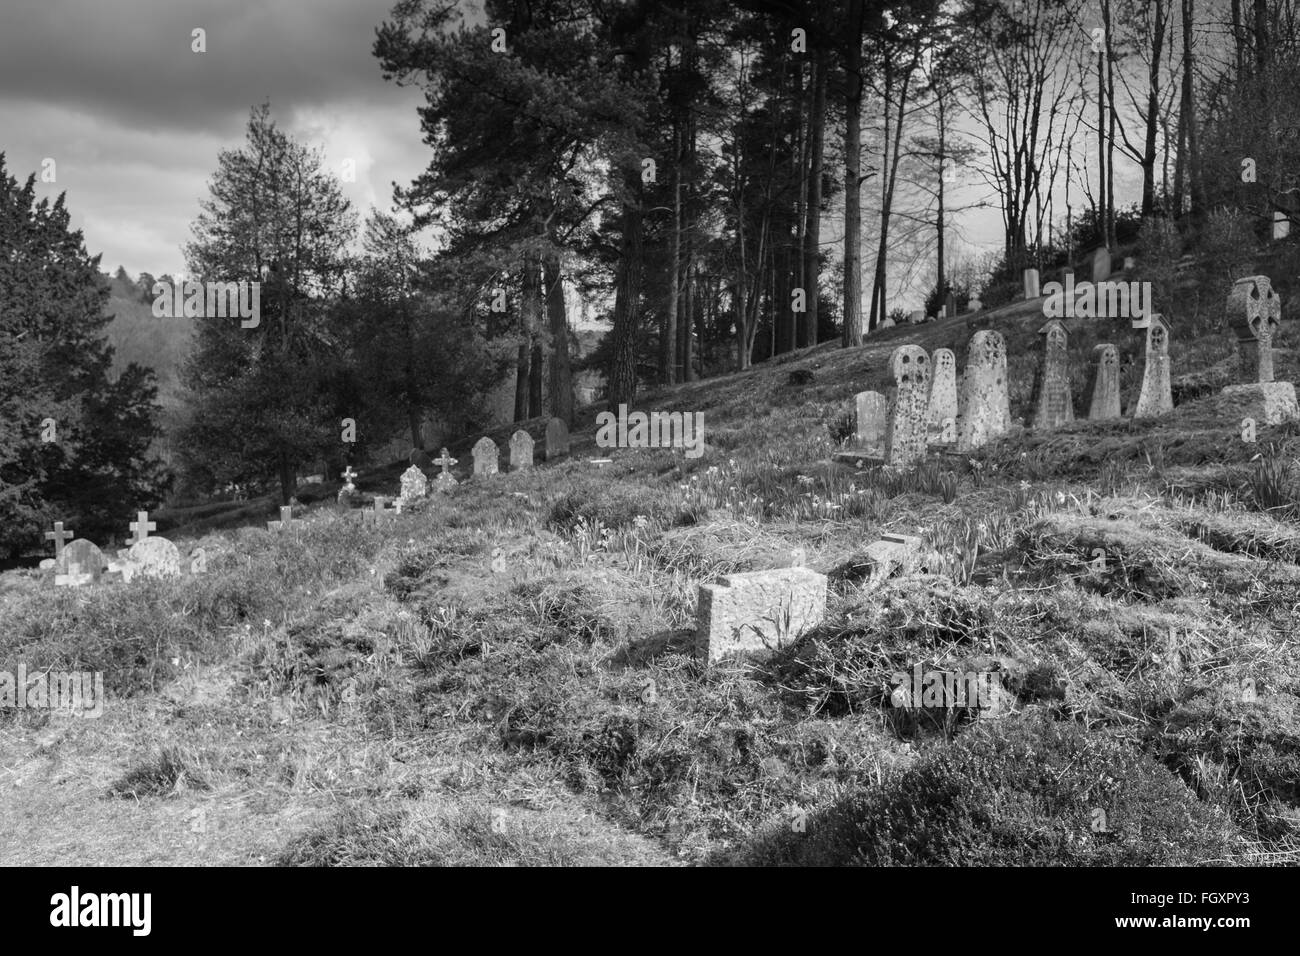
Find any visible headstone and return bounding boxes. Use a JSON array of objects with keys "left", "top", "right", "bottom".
[
  {"left": 1226, "top": 275, "right": 1282, "bottom": 383},
  {"left": 398, "top": 464, "right": 429, "bottom": 505},
  {"left": 432, "top": 447, "right": 459, "bottom": 493},
  {"left": 854, "top": 390, "right": 887, "bottom": 450},
  {"left": 1089, "top": 246, "right": 1112, "bottom": 283},
  {"left": 1031, "top": 320, "right": 1075, "bottom": 429},
  {"left": 1133, "top": 313, "right": 1173, "bottom": 419},
  {"left": 861, "top": 533, "right": 924, "bottom": 586},
  {"left": 267, "top": 506, "right": 297, "bottom": 533},
  {"left": 967, "top": 298, "right": 982, "bottom": 313},
  {"left": 956, "top": 331, "right": 1011, "bottom": 452},
  {"left": 126, "top": 536, "right": 182, "bottom": 580},
  {"left": 1086, "top": 344, "right": 1122, "bottom": 420},
  {"left": 1273, "top": 210, "right": 1291, "bottom": 240},
  {"left": 908, "top": 310, "right": 925, "bottom": 324},
  {"left": 45, "top": 521, "right": 73, "bottom": 559},
  {"left": 55, "top": 539, "right": 104, "bottom": 587},
  {"left": 545, "top": 418, "right": 569, "bottom": 460},
  {"left": 945, "top": 291, "right": 957, "bottom": 319},
  {"left": 1024, "top": 268, "right": 1041, "bottom": 300},
  {"left": 880, "top": 316, "right": 896, "bottom": 329},
  {"left": 927, "top": 348, "right": 958, "bottom": 437},
  {"left": 472, "top": 437, "right": 499, "bottom": 477},
  {"left": 338, "top": 466, "right": 363, "bottom": 506},
  {"left": 1218, "top": 382, "right": 1300, "bottom": 425},
  {"left": 509, "top": 430, "right": 535, "bottom": 471},
  {"left": 884, "top": 345, "right": 931, "bottom": 467},
  {"left": 927, "top": 315, "right": 937, "bottom": 324},
  {"left": 1123, "top": 256, "right": 1135, "bottom": 271},
  {"left": 695, "top": 567, "right": 828, "bottom": 663},
  {"left": 126, "top": 510, "right": 156, "bottom": 546}
]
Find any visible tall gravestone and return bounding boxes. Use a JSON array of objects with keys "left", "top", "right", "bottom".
[
  {"left": 945, "top": 291, "right": 958, "bottom": 320},
  {"left": 1133, "top": 314, "right": 1173, "bottom": 419},
  {"left": 1227, "top": 275, "right": 1282, "bottom": 383},
  {"left": 854, "top": 390, "right": 887, "bottom": 450},
  {"left": 545, "top": 418, "right": 569, "bottom": 460},
  {"left": 1089, "top": 246, "right": 1112, "bottom": 283},
  {"left": 509, "top": 430, "right": 535, "bottom": 471},
  {"left": 1031, "top": 320, "right": 1074, "bottom": 429},
  {"left": 55, "top": 539, "right": 104, "bottom": 587},
  {"left": 957, "top": 330, "right": 1011, "bottom": 452},
  {"left": 1023, "top": 268, "right": 1041, "bottom": 300},
  {"left": 884, "top": 345, "right": 931, "bottom": 467},
  {"left": 927, "top": 348, "right": 958, "bottom": 441},
  {"left": 1086, "top": 344, "right": 1122, "bottom": 420},
  {"left": 472, "top": 437, "right": 500, "bottom": 477}
]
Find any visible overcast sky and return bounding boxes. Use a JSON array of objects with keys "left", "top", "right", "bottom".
[{"left": 0, "top": 0, "right": 434, "bottom": 278}]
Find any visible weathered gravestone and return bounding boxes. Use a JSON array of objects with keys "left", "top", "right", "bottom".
[
  {"left": 956, "top": 331, "right": 1011, "bottom": 452},
  {"left": 1133, "top": 313, "right": 1173, "bottom": 419},
  {"left": 854, "top": 391, "right": 887, "bottom": 450},
  {"left": 55, "top": 539, "right": 104, "bottom": 587},
  {"left": 884, "top": 345, "right": 931, "bottom": 467},
  {"left": 908, "top": 310, "right": 925, "bottom": 325},
  {"left": 1227, "top": 275, "right": 1282, "bottom": 383},
  {"left": 472, "top": 437, "right": 499, "bottom": 477},
  {"left": 432, "top": 448, "right": 459, "bottom": 493},
  {"left": 398, "top": 464, "right": 429, "bottom": 506},
  {"left": 945, "top": 291, "right": 958, "bottom": 320},
  {"left": 545, "top": 418, "right": 569, "bottom": 460},
  {"left": 267, "top": 506, "right": 298, "bottom": 534},
  {"left": 126, "top": 536, "right": 181, "bottom": 580},
  {"left": 509, "top": 430, "right": 535, "bottom": 471},
  {"left": 695, "top": 567, "right": 828, "bottom": 663},
  {"left": 1089, "top": 246, "right": 1112, "bottom": 283},
  {"left": 1024, "top": 268, "right": 1041, "bottom": 300},
  {"left": 861, "top": 533, "right": 924, "bottom": 586},
  {"left": 338, "top": 466, "right": 362, "bottom": 506},
  {"left": 968, "top": 297, "right": 982, "bottom": 314},
  {"left": 1085, "top": 344, "right": 1122, "bottom": 420},
  {"left": 1031, "top": 320, "right": 1075, "bottom": 429},
  {"left": 927, "top": 348, "right": 958, "bottom": 443},
  {"left": 880, "top": 316, "right": 896, "bottom": 329}
]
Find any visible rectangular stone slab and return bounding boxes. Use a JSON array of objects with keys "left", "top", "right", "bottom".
[{"left": 696, "top": 567, "right": 828, "bottom": 663}]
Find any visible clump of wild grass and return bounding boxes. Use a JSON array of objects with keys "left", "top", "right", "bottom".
[{"left": 107, "top": 746, "right": 214, "bottom": 798}]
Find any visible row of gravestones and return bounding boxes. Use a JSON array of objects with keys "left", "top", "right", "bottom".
[
  {"left": 845, "top": 273, "right": 1296, "bottom": 469},
  {"left": 1023, "top": 247, "right": 1134, "bottom": 298},
  {"left": 342, "top": 417, "right": 572, "bottom": 513}
]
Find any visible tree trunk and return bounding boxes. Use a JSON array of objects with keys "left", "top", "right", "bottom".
[
  {"left": 609, "top": 197, "right": 643, "bottom": 408},
  {"left": 543, "top": 249, "right": 573, "bottom": 424},
  {"left": 514, "top": 342, "right": 530, "bottom": 422},
  {"left": 1104, "top": 0, "right": 1117, "bottom": 246},
  {"left": 1141, "top": 0, "right": 1165, "bottom": 216},
  {"left": 842, "top": 0, "right": 865, "bottom": 347},
  {"left": 662, "top": 121, "right": 681, "bottom": 384},
  {"left": 802, "top": 45, "right": 827, "bottom": 348},
  {"left": 936, "top": 91, "right": 947, "bottom": 302}
]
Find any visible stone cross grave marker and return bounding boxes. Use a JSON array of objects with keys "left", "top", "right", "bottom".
[
  {"left": 1227, "top": 275, "right": 1282, "bottom": 383},
  {"left": 1032, "top": 320, "right": 1075, "bottom": 429},
  {"left": 695, "top": 567, "right": 828, "bottom": 663},
  {"left": 1133, "top": 314, "right": 1173, "bottom": 418},
  {"left": 884, "top": 345, "right": 931, "bottom": 467},
  {"left": 854, "top": 390, "right": 887, "bottom": 451},
  {"left": 1024, "top": 268, "right": 1041, "bottom": 300},
  {"left": 472, "top": 437, "right": 500, "bottom": 477},
  {"left": 55, "top": 539, "right": 104, "bottom": 587},
  {"left": 927, "top": 348, "right": 958, "bottom": 443},
  {"left": 509, "top": 429, "right": 535, "bottom": 471},
  {"left": 267, "top": 506, "right": 297, "bottom": 534},
  {"left": 545, "top": 418, "right": 569, "bottom": 460},
  {"left": 45, "top": 521, "right": 73, "bottom": 560},
  {"left": 127, "top": 510, "right": 156, "bottom": 546},
  {"left": 957, "top": 330, "right": 1011, "bottom": 452},
  {"left": 432, "top": 448, "right": 459, "bottom": 493},
  {"left": 1086, "top": 344, "right": 1122, "bottom": 420}
]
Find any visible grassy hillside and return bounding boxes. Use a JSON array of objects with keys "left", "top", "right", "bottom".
[{"left": 2, "top": 286, "right": 1298, "bottom": 865}]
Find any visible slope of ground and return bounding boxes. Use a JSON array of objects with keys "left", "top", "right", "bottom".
[{"left": 3, "top": 307, "right": 1299, "bottom": 866}]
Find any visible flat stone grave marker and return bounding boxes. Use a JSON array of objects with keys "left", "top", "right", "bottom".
[
  {"left": 55, "top": 539, "right": 104, "bottom": 587},
  {"left": 509, "top": 430, "right": 535, "bottom": 471},
  {"left": 473, "top": 437, "right": 499, "bottom": 477},
  {"left": 545, "top": 418, "right": 569, "bottom": 460},
  {"left": 695, "top": 567, "right": 828, "bottom": 663}
]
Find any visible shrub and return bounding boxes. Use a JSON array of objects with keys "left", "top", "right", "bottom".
[{"left": 737, "top": 711, "right": 1242, "bottom": 865}]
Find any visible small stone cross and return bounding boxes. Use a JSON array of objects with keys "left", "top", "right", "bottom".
[
  {"left": 434, "top": 448, "right": 457, "bottom": 475},
  {"left": 128, "top": 510, "right": 156, "bottom": 546},
  {"left": 45, "top": 521, "right": 73, "bottom": 559}
]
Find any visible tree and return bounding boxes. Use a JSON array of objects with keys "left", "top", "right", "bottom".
[
  {"left": 0, "top": 154, "right": 167, "bottom": 556},
  {"left": 178, "top": 104, "right": 356, "bottom": 505}
]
